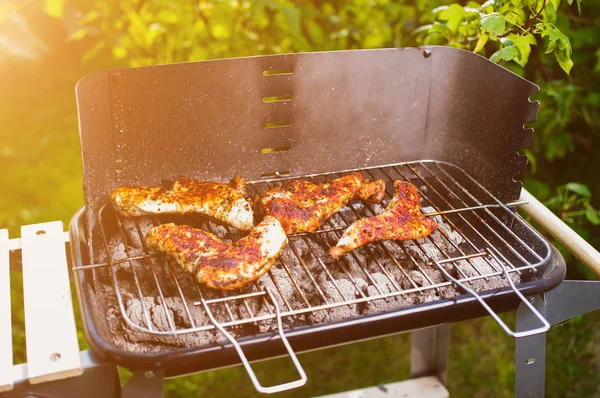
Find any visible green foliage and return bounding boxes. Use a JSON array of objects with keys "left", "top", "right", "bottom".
[
  {"left": 414, "top": 0, "right": 579, "bottom": 74},
  {"left": 545, "top": 182, "right": 600, "bottom": 225},
  {"left": 66, "top": 0, "right": 431, "bottom": 67}
]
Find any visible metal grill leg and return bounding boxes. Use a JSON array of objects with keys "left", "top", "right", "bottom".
[
  {"left": 121, "top": 368, "right": 164, "bottom": 398},
  {"left": 515, "top": 280, "right": 600, "bottom": 398},
  {"left": 410, "top": 324, "right": 450, "bottom": 384},
  {"left": 515, "top": 295, "right": 547, "bottom": 398}
]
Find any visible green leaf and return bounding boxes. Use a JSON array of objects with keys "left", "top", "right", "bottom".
[
  {"left": 556, "top": 48, "right": 574, "bottom": 73},
  {"left": 412, "top": 24, "right": 434, "bottom": 36},
  {"left": 44, "top": 0, "right": 65, "bottom": 18},
  {"left": 481, "top": 13, "right": 506, "bottom": 35},
  {"left": 585, "top": 206, "right": 600, "bottom": 225},
  {"left": 539, "top": 23, "right": 571, "bottom": 53},
  {"left": 537, "top": 23, "right": 573, "bottom": 73},
  {"left": 490, "top": 45, "right": 519, "bottom": 62},
  {"left": 511, "top": 33, "right": 537, "bottom": 67},
  {"left": 305, "top": 20, "right": 324, "bottom": 45},
  {"left": 565, "top": 182, "right": 591, "bottom": 198},
  {"left": 474, "top": 33, "right": 489, "bottom": 53},
  {"left": 438, "top": 4, "right": 466, "bottom": 32}
]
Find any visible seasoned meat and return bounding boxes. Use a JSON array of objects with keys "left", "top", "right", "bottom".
[
  {"left": 255, "top": 172, "right": 386, "bottom": 234},
  {"left": 144, "top": 216, "right": 287, "bottom": 290},
  {"left": 329, "top": 180, "right": 437, "bottom": 258},
  {"left": 111, "top": 177, "right": 254, "bottom": 231}
]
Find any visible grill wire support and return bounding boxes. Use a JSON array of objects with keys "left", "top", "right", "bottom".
[
  {"left": 200, "top": 288, "right": 307, "bottom": 394},
  {"left": 434, "top": 249, "right": 550, "bottom": 337},
  {"left": 81, "top": 161, "right": 553, "bottom": 339}
]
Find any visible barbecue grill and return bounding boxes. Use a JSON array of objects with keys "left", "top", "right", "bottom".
[{"left": 2, "top": 46, "right": 600, "bottom": 398}]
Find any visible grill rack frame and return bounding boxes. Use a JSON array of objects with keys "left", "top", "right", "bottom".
[{"left": 69, "top": 160, "right": 566, "bottom": 377}]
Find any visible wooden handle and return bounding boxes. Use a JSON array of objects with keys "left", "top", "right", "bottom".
[{"left": 519, "top": 188, "right": 600, "bottom": 277}]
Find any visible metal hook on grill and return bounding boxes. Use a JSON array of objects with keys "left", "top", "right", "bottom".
[
  {"left": 199, "top": 288, "right": 307, "bottom": 394},
  {"left": 434, "top": 250, "right": 550, "bottom": 338}
]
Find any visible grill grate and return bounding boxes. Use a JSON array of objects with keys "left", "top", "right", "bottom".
[{"left": 79, "top": 160, "right": 551, "bottom": 337}]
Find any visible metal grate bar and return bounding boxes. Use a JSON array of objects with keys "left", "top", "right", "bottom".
[
  {"left": 422, "top": 162, "right": 545, "bottom": 266},
  {"left": 394, "top": 164, "right": 524, "bottom": 272},
  {"left": 245, "top": 184, "right": 332, "bottom": 304},
  {"left": 383, "top": 166, "right": 502, "bottom": 277},
  {"left": 361, "top": 169, "right": 472, "bottom": 281},
  {"left": 81, "top": 161, "right": 551, "bottom": 336}
]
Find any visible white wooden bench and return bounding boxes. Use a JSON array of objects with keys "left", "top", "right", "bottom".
[{"left": 1, "top": 222, "right": 82, "bottom": 391}]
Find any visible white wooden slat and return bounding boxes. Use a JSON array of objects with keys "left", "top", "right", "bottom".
[
  {"left": 0, "top": 229, "right": 14, "bottom": 392},
  {"left": 314, "top": 376, "right": 449, "bottom": 398},
  {"left": 6, "top": 231, "right": 70, "bottom": 252},
  {"left": 21, "top": 222, "right": 82, "bottom": 384}
]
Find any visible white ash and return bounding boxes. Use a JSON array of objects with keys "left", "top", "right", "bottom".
[
  {"left": 307, "top": 279, "right": 360, "bottom": 324},
  {"left": 93, "top": 199, "right": 522, "bottom": 353},
  {"left": 256, "top": 266, "right": 297, "bottom": 310},
  {"left": 360, "top": 272, "right": 415, "bottom": 314}
]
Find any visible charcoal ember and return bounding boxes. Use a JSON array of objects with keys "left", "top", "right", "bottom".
[
  {"left": 416, "top": 266, "right": 457, "bottom": 301},
  {"left": 125, "top": 296, "right": 205, "bottom": 331},
  {"left": 316, "top": 271, "right": 367, "bottom": 294},
  {"left": 209, "top": 223, "right": 228, "bottom": 237},
  {"left": 278, "top": 248, "right": 313, "bottom": 290},
  {"left": 92, "top": 176, "right": 530, "bottom": 354},
  {"left": 361, "top": 272, "right": 414, "bottom": 314},
  {"left": 422, "top": 206, "right": 443, "bottom": 226},
  {"left": 308, "top": 280, "right": 359, "bottom": 324},
  {"left": 437, "top": 223, "right": 464, "bottom": 245},
  {"left": 455, "top": 257, "right": 520, "bottom": 292},
  {"left": 121, "top": 216, "right": 156, "bottom": 248},
  {"left": 406, "top": 241, "right": 445, "bottom": 262},
  {"left": 122, "top": 296, "right": 211, "bottom": 347},
  {"left": 408, "top": 270, "right": 426, "bottom": 287},
  {"left": 256, "top": 268, "right": 296, "bottom": 310},
  {"left": 104, "top": 235, "right": 146, "bottom": 277},
  {"left": 285, "top": 239, "right": 321, "bottom": 273},
  {"left": 303, "top": 235, "right": 329, "bottom": 258},
  {"left": 368, "top": 202, "right": 386, "bottom": 214}
]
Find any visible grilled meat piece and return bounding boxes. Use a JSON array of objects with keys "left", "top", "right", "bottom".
[
  {"left": 255, "top": 172, "right": 386, "bottom": 234},
  {"left": 144, "top": 216, "right": 287, "bottom": 290},
  {"left": 329, "top": 180, "right": 437, "bottom": 258},
  {"left": 111, "top": 177, "right": 254, "bottom": 231}
]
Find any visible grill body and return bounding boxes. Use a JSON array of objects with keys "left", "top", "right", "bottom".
[{"left": 71, "top": 47, "right": 563, "bottom": 377}]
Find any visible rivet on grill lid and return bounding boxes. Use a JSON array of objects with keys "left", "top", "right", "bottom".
[{"left": 423, "top": 49, "right": 432, "bottom": 58}]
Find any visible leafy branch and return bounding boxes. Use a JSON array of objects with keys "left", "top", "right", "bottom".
[{"left": 414, "top": 0, "right": 582, "bottom": 74}]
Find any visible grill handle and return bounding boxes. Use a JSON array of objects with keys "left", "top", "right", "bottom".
[
  {"left": 435, "top": 250, "right": 550, "bottom": 338},
  {"left": 519, "top": 188, "right": 600, "bottom": 278},
  {"left": 200, "top": 288, "right": 307, "bottom": 394}
]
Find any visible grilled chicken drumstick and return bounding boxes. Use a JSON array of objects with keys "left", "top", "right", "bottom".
[
  {"left": 329, "top": 180, "right": 437, "bottom": 258},
  {"left": 111, "top": 177, "right": 254, "bottom": 231},
  {"left": 255, "top": 172, "right": 386, "bottom": 234},
  {"left": 145, "top": 216, "right": 287, "bottom": 290}
]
